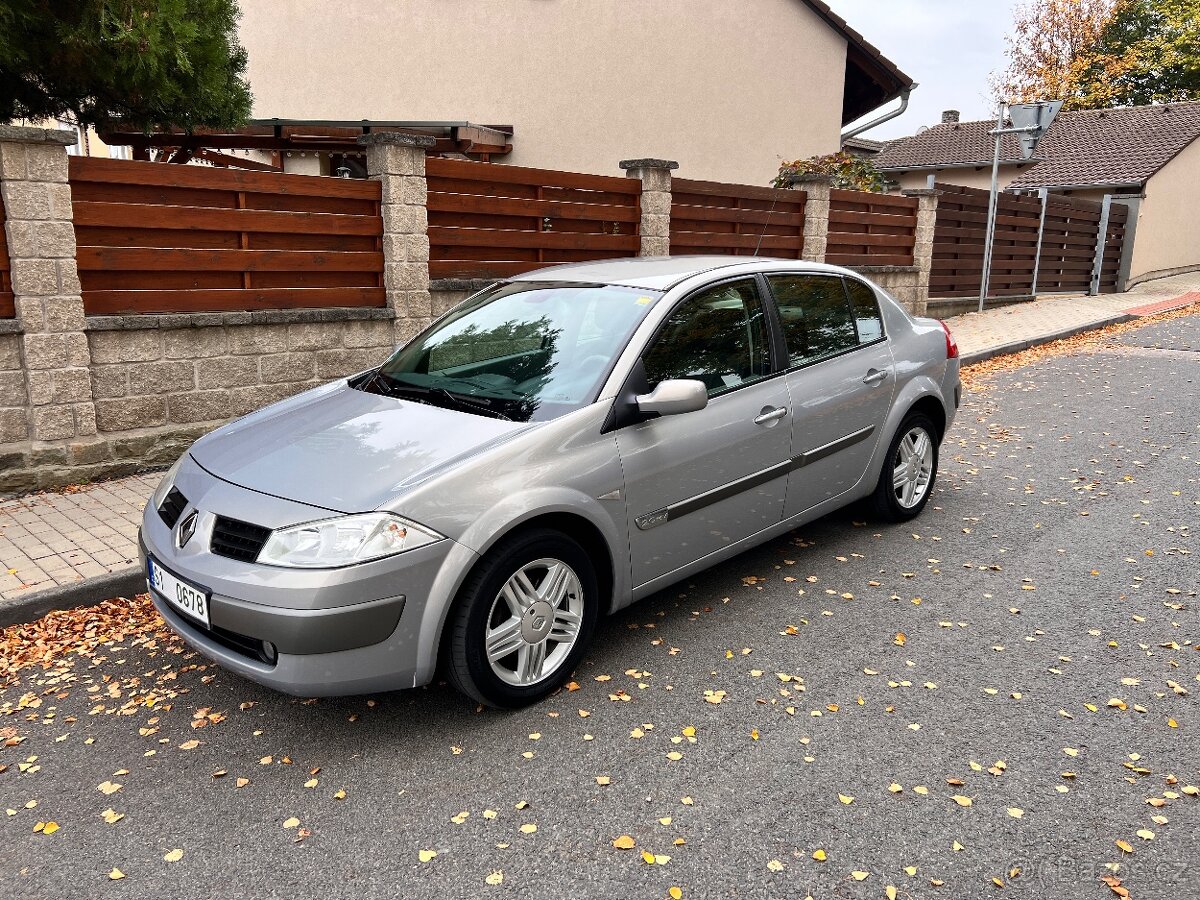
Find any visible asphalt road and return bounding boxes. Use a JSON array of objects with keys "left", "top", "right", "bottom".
[{"left": 2, "top": 313, "right": 1198, "bottom": 900}]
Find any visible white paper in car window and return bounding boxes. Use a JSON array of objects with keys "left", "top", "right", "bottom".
[{"left": 722, "top": 373, "right": 743, "bottom": 387}]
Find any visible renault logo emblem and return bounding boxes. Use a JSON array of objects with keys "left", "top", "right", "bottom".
[{"left": 176, "top": 511, "right": 198, "bottom": 549}]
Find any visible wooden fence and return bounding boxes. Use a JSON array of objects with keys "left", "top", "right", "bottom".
[
  {"left": 931, "top": 183, "right": 1128, "bottom": 299},
  {"left": 0, "top": 191, "right": 13, "bottom": 318},
  {"left": 68, "top": 157, "right": 385, "bottom": 314},
  {"left": 826, "top": 190, "right": 918, "bottom": 267},
  {"left": 669, "top": 179, "right": 806, "bottom": 257},
  {"left": 426, "top": 158, "right": 641, "bottom": 279}
]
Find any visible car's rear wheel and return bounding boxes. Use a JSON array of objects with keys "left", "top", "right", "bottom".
[
  {"left": 871, "top": 413, "right": 938, "bottom": 522},
  {"left": 446, "top": 529, "right": 598, "bottom": 708}
]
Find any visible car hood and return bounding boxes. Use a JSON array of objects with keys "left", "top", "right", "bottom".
[{"left": 190, "top": 381, "right": 533, "bottom": 513}]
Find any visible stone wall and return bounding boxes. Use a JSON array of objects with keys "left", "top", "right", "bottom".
[
  {"left": 0, "top": 308, "right": 398, "bottom": 495},
  {"left": 0, "top": 329, "right": 28, "bottom": 444}
]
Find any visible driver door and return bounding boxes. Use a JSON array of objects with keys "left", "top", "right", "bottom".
[{"left": 615, "top": 277, "right": 792, "bottom": 589}]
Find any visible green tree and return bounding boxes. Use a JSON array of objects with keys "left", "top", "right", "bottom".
[
  {"left": 1068, "top": 0, "right": 1200, "bottom": 107},
  {"left": 0, "top": 0, "right": 252, "bottom": 132},
  {"left": 773, "top": 151, "right": 890, "bottom": 192}
]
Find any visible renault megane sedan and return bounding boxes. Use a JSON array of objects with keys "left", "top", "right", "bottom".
[{"left": 140, "top": 256, "right": 960, "bottom": 707}]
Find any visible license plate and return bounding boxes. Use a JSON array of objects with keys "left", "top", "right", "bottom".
[{"left": 148, "top": 558, "right": 211, "bottom": 628}]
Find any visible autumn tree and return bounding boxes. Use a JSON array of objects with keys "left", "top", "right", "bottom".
[
  {"left": 0, "top": 0, "right": 252, "bottom": 132},
  {"left": 992, "top": 0, "right": 1116, "bottom": 107},
  {"left": 1068, "top": 0, "right": 1200, "bottom": 107}
]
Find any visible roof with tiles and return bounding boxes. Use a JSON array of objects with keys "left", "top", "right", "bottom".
[{"left": 873, "top": 101, "right": 1200, "bottom": 189}]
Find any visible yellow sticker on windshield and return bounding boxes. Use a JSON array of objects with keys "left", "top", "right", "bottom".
[{"left": 635, "top": 296, "right": 653, "bottom": 305}]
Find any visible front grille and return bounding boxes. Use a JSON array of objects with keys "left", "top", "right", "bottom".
[
  {"left": 211, "top": 516, "right": 272, "bottom": 563},
  {"left": 158, "top": 487, "right": 188, "bottom": 529}
]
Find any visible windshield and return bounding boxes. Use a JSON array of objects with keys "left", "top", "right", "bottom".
[{"left": 365, "top": 281, "right": 661, "bottom": 422}]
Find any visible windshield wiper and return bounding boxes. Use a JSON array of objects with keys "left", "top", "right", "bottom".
[{"left": 366, "top": 373, "right": 512, "bottom": 421}]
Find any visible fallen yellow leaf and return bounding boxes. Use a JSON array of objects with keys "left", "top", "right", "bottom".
[
  {"left": 418, "top": 849, "right": 437, "bottom": 862},
  {"left": 108, "top": 868, "right": 125, "bottom": 881},
  {"left": 163, "top": 849, "right": 183, "bottom": 863},
  {"left": 283, "top": 817, "right": 300, "bottom": 829},
  {"left": 612, "top": 835, "right": 636, "bottom": 850}
]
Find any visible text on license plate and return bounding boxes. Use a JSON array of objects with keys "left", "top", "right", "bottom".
[{"left": 148, "top": 558, "right": 210, "bottom": 628}]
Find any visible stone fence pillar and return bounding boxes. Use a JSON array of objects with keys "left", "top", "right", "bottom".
[
  {"left": 787, "top": 173, "right": 834, "bottom": 263},
  {"left": 901, "top": 188, "right": 941, "bottom": 317},
  {"left": 0, "top": 125, "right": 95, "bottom": 442},
  {"left": 359, "top": 132, "right": 436, "bottom": 345},
  {"left": 619, "top": 158, "right": 678, "bottom": 257}
]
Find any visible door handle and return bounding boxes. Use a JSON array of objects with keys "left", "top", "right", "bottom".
[
  {"left": 754, "top": 406, "right": 788, "bottom": 426},
  {"left": 863, "top": 369, "right": 888, "bottom": 385}
]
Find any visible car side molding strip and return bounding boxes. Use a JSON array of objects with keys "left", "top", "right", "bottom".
[
  {"left": 634, "top": 425, "right": 876, "bottom": 530},
  {"left": 791, "top": 425, "right": 875, "bottom": 470}
]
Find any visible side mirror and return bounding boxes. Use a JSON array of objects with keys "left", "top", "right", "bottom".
[{"left": 636, "top": 379, "right": 708, "bottom": 417}]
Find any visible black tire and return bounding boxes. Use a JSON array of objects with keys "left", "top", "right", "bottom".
[
  {"left": 871, "top": 413, "right": 939, "bottom": 522},
  {"left": 446, "top": 528, "right": 599, "bottom": 709}
]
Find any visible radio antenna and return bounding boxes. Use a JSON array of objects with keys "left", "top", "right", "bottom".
[{"left": 753, "top": 190, "right": 782, "bottom": 256}]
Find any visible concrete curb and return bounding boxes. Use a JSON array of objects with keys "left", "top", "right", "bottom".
[
  {"left": 0, "top": 565, "right": 144, "bottom": 629},
  {"left": 959, "top": 313, "right": 1136, "bottom": 367}
]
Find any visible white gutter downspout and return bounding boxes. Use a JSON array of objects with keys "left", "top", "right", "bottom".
[{"left": 841, "top": 84, "right": 917, "bottom": 141}]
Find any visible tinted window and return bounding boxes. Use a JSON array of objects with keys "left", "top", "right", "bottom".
[
  {"left": 845, "top": 279, "right": 885, "bottom": 344},
  {"left": 643, "top": 279, "right": 771, "bottom": 397},
  {"left": 767, "top": 275, "right": 857, "bottom": 366}
]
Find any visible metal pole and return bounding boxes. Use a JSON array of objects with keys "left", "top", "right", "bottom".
[
  {"left": 1029, "top": 187, "right": 1049, "bottom": 298},
  {"left": 979, "top": 104, "right": 1006, "bottom": 312},
  {"left": 1089, "top": 194, "right": 1113, "bottom": 296}
]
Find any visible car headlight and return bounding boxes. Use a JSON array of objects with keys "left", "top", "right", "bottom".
[
  {"left": 151, "top": 455, "right": 186, "bottom": 510},
  {"left": 258, "top": 513, "right": 443, "bottom": 568}
]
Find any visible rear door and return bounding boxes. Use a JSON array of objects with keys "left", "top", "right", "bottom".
[
  {"left": 616, "top": 277, "right": 792, "bottom": 589},
  {"left": 765, "top": 274, "right": 896, "bottom": 517}
]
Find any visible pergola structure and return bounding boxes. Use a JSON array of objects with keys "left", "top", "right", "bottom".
[{"left": 98, "top": 119, "right": 514, "bottom": 172}]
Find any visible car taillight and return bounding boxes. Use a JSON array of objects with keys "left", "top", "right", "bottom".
[{"left": 939, "top": 320, "right": 959, "bottom": 359}]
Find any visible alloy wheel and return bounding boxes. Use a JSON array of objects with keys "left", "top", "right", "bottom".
[
  {"left": 892, "top": 426, "right": 934, "bottom": 509},
  {"left": 485, "top": 557, "right": 584, "bottom": 687}
]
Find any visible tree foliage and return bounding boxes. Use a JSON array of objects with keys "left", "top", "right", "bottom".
[
  {"left": 773, "top": 151, "right": 889, "bottom": 192},
  {"left": 1068, "top": 0, "right": 1200, "bottom": 107},
  {"left": 0, "top": 0, "right": 252, "bottom": 132},
  {"left": 992, "top": 0, "right": 1116, "bottom": 108},
  {"left": 994, "top": 0, "right": 1200, "bottom": 110}
]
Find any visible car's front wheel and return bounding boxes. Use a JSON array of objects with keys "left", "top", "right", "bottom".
[
  {"left": 871, "top": 413, "right": 939, "bottom": 522},
  {"left": 446, "top": 529, "right": 598, "bottom": 708}
]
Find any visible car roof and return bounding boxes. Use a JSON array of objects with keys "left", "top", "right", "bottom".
[{"left": 506, "top": 255, "right": 853, "bottom": 291}]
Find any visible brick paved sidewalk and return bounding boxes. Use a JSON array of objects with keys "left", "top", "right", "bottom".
[
  {"left": 945, "top": 271, "right": 1200, "bottom": 360},
  {"left": 0, "top": 473, "right": 157, "bottom": 603},
  {"left": 0, "top": 273, "right": 1198, "bottom": 616}
]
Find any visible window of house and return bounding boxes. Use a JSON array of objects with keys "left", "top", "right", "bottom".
[
  {"left": 642, "top": 278, "right": 771, "bottom": 396},
  {"left": 767, "top": 275, "right": 858, "bottom": 366}
]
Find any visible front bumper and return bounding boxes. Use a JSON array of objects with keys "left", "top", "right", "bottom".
[{"left": 140, "top": 456, "right": 476, "bottom": 695}]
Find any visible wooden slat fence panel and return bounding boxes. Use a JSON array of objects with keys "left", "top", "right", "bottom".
[
  {"left": 426, "top": 158, "right": 640, "bottom": 279},
  {"left": 69, "top": 156, "right": 384, "bottom": 314},
  {"left": 669, "top": 179, "right": 806, "bottom": 257},
  {"left": 0, "top": 190, "right": 13, "bottom": 318},
  {"left": 930, "top": 183, "right": 1125, "bottom": 300},
  {"left": 1036, "top": 196, "right": 1102, "bottom": 294},
  {"left": 826, "top": 189, "right": 917, "bottom": 266},
  {"left": 1098, "top": 202, "right": 1128, "bottom": 293}
]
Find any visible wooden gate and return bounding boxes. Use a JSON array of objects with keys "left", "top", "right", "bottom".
[{"left": 931, "top": 183, "right": 1129, "bottom": 300}]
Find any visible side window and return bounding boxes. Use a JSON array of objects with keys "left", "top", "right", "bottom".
[
  {"left": 642, "top": 279, "right": 771, "bottom": 397},
  {"left": 845, "top": 279, "right": 885, "bottom": 344},
  {"left": 767, "top": 275, "right": 858, "bottom": 366}
]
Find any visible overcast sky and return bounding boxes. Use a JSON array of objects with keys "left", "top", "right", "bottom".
[{"left": 827, "top": 0, "right": 1019, "bottom": 138}]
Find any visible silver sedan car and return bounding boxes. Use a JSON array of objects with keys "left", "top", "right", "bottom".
[{"left": 140, "top": 257, "right": 960, "bottom": 707}]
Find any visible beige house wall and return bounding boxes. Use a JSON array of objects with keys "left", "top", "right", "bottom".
[
  {"left": 888, "top": 162, "right": 1039, "bottom": 193},
  {"left": 238, "top": 0, "right": 848, "bottom": 184},
  {"left": 1127, "top": 137, "right": 1200, "bottom": 284}
]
